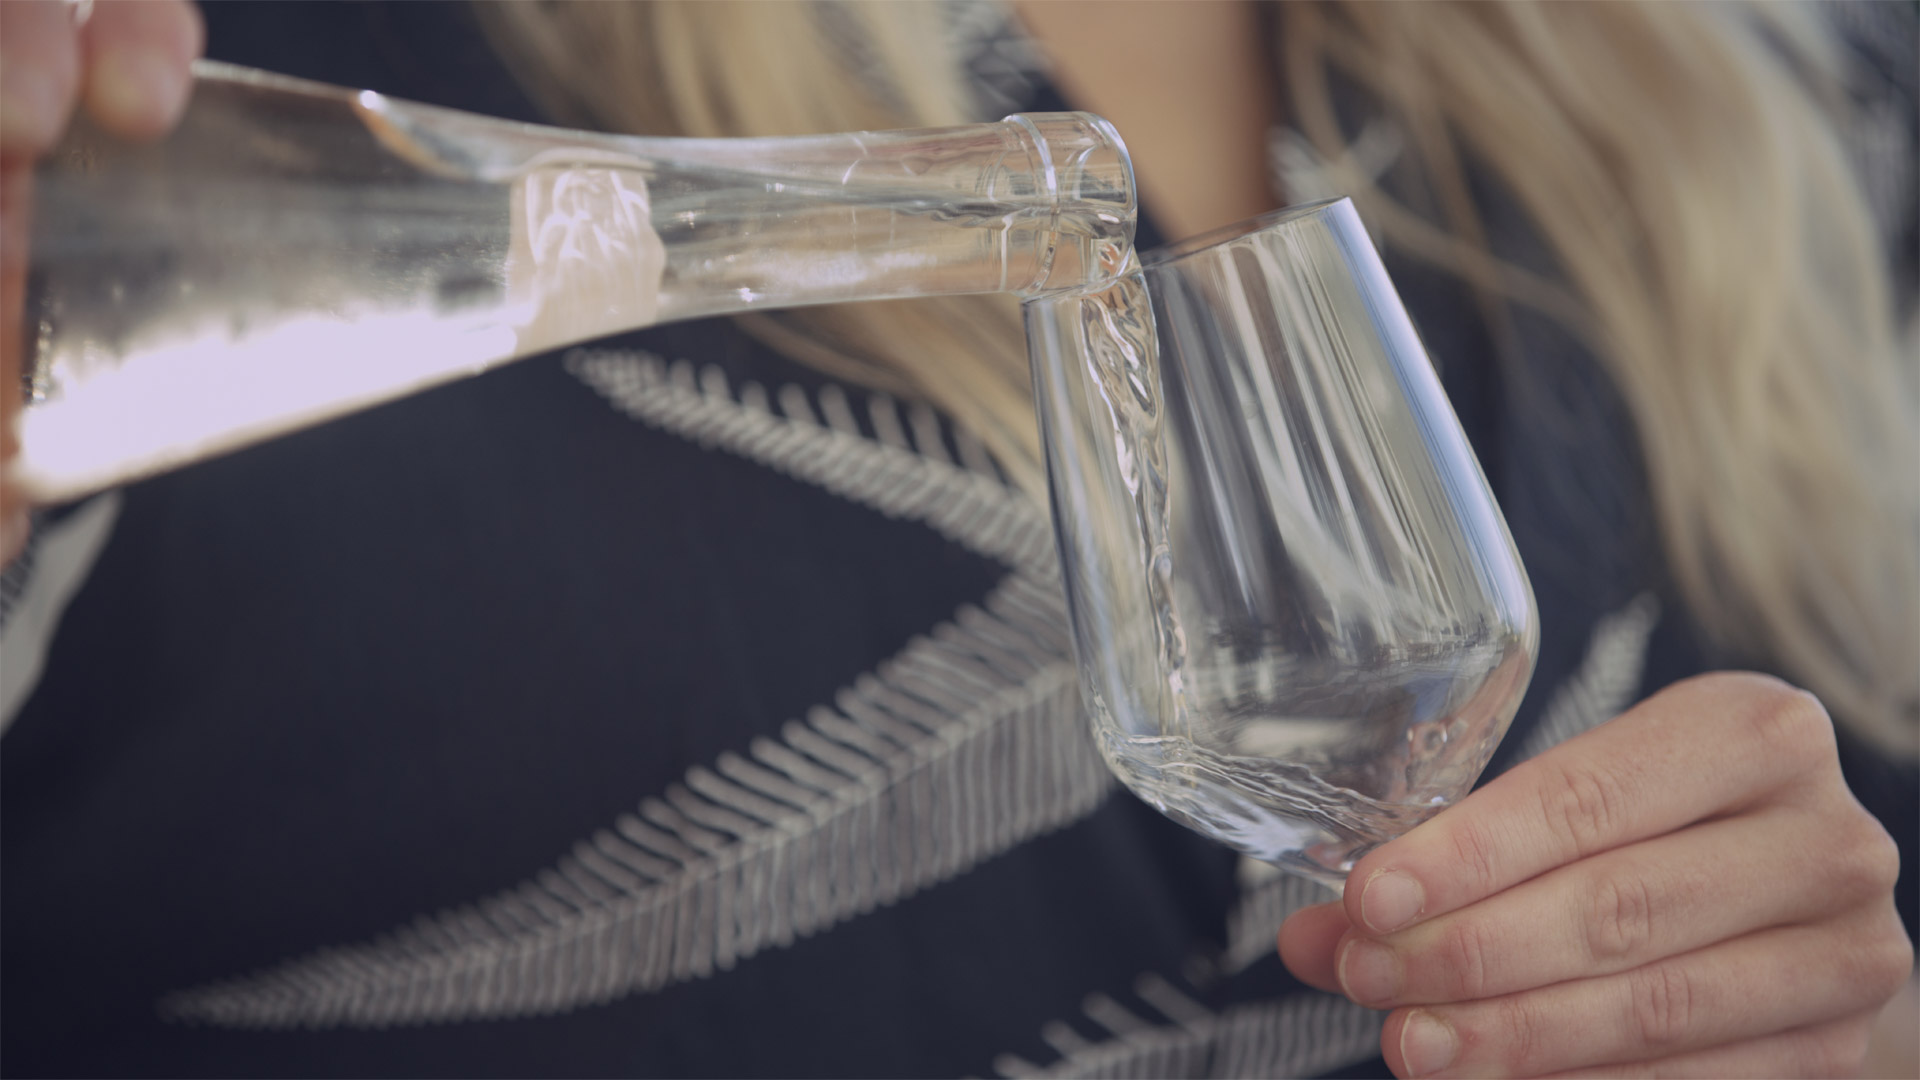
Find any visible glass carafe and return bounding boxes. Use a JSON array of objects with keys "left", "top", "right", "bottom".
[{"left": 13, "top": 60, "right": 1131, "bottom": 500}]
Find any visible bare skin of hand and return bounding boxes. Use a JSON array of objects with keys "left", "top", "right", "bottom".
[
  {"left": 0, "top": 0, "right": 202, "bottom": 561},
  {"left": 1279, "top": 672, "right": 1912, "bottom": 1078}
]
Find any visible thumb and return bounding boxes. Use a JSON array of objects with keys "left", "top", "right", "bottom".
[{"left": 1277, "top": 900, "right": 1351, "bottom": 993}]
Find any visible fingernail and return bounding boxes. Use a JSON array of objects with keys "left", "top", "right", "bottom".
[
  {"left": 1399, "top": 1010, "right": 1457, "bottom": 1078},
  {"left": 1336, "top": 938, "right": 1400, "bottom": 1006},
  {"left": 89, "top": 48, "right": 189, "bottom": 131},
  {"left": 1361, "top": 869, "right": 1425, "bottom": 933}
]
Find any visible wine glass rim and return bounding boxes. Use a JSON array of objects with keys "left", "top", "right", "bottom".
[{"left": 1140, "top": 197, "right": 1352, "bottom": 267}]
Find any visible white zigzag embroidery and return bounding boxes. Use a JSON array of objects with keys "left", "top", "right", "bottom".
[
  {"left": 1222, "top": 870, "right": 1338, "bottom": 976},
  {"left": 1218, "top": 593, "right": 1661, "bottom": 974},
  {"left": 567, "top": 348, "right": 1056, "bottom": 575},
  {"left": 988, "top": 974, "right": 1383, "bottom": 1079},
  {"left": 1514, "top": 593, "right": 1660, "bottom": 762},
  {"left": 161, "top": 351, "right": 1117, "bottom": 1028}
]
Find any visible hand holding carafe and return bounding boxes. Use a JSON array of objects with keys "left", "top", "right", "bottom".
[{"left": 0, "top": 0, "right": 204, "bottom": 558}]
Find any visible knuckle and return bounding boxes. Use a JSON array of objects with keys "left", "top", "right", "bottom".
[
  {"left": 1800, "top": 1038, "right": 1847, "bottom": 1080},
  {"left": 1539, "top": 758, "right": 1629, "bottom": 859},
  {"left": 1447, "top": 818, "right": 1504, "bottom": 899},
  {"left": 1584, "top": 872, "right": 1658, "bottom": 965},
  {"left": 1858, "top": 818, "right": 1903, "bottom": 896},
  {"left": 1486, "top": 994, "right": 1550, "bottom": 1073},
  {"left": 1827, "top": 923, "right": 1902, "bottom": 1003},
  {"left": 1835, "top": 1020, "right": 1875, "bottom": 1079},
  {"left": 1626, "top": 962, "right": 1697, "bottom": 1051},
  {"left": 1747, "top": 684, "right": 1837, "bottom": 763},
  {"left": 1857, "top": 927, "right": 1916, "bottom": 999},
  {"left": 1804, "top": 1020, "right": 1873, "bottom": 1079},
  {"left": 1824, "top": 813, "right": 1903, "bottom": 905},
  {"left": 1437, "top": 917, "right": 1497, "bottom": 1000}
]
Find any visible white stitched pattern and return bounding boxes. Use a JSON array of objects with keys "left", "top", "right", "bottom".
[
  {"left": 1515, "top": 593, "right": 1660, "bottom": 762},
  {"left": 1042, "top": 1020, "right": 1096, "bottom": 1057},
  {"left": 867, "top": 392, "right": 913, "bottom": 450},
  {"left": 991, "top": 974, "right": 1383, "bottom": 1079},
  {"left": 0, "top": 515, "right": 39, "bottom": 632},
  {"left": 566, "top": 348, "right": 1055, "bottom": 575},
  {"left": 1, "top": 495, "right": 124, "bottom": 731},
  {"left": 1083, "top": 992, "right": 1152, "bottom": 1038},
  {"left": 1222, "top": 870, "right": 1339, "bottom": 976},
  {"left": 159, "top": 359, "right": 1120, "bottom": 1028},
  {"left": 160, "top": 578, "right": 1108, "bottom": 1027},
  {"left": 908, "top": 401, "right": 954, "bottom": 464},
  {"left": 957, "top": 425, "right": 1001, "bottom": 480},
  {"left": 815, "top": 382, "right": 863, "bottom": 437}
]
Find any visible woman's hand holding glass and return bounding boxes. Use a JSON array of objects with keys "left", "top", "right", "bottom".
[
  {"left": 0, "top": 0, "right": 202, "bottom": 556},
  {"left": 1279, "top": 672, "right": 1913, "bottom": 1078}
]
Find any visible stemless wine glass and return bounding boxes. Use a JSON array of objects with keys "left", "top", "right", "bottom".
[{"left": 1025, "top": 198, "right": 1538, "bottom": 887}]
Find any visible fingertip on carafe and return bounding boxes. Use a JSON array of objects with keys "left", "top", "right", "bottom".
[
  {"left": 84, "top": 46, "right": 192, "bottom": 140},
  {"left": 78, "top": 0, "right": 205, "bottom": 141}
]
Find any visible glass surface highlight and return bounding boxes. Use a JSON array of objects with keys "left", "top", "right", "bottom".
[{"left": 1025, "top": 199, "right": 1537, "bottom": 885}]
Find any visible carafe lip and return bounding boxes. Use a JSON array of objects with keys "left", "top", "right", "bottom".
[
  {"left": 1140, "top": 197, "right": 1351, "bottom": 267},
  {"left": 1018, "top": 198, "right": 1357, "bottom": 307}
]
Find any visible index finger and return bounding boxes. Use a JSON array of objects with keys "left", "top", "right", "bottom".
[
  {"left": 79, "top": 0, "right": 203, "bottom": 140},
  {"left": 0, "top": 0, "right": 83, "bottom": 162},
  {"left": 1341, "top": 671, "right": 1835, "bottom": 936}
]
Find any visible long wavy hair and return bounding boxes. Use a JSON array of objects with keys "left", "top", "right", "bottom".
[{"left": 475, "top": 0, "right": 1918, "bottom": 757}]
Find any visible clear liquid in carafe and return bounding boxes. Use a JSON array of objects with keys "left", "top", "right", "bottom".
[{"left": 16, "top": 64, "right": 1132, "bottom": 500}]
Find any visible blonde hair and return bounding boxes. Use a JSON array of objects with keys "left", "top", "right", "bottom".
[
  {"left": 475, "top": 0, "right": 1047, "bottom": 496},
  {"left": 477, "top": 0, "right": 1918, "bottom": 756}
]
